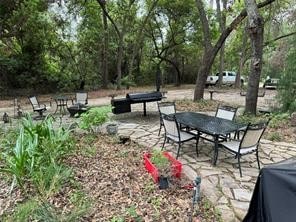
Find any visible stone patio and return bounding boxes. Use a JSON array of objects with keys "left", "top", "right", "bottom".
[{"left": 113, "top": 111, "right": 296, "bottom": 222}]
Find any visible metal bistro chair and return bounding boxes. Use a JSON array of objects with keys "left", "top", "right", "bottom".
[
  {"left": 216, "top": 105, "right": 238, "bottom": 139},
  {"left": 28, "top": 96, "right": 48, "bottom": 119},
  {"left": 161, "top": 114, "right": 198, "bottom": 159},
  {"left": 217, "top": 120, "right": 269, "bottom": 177},
  {"left": 215, "top": 104, "right": 237, "bottom": 121},
  {"left": 199, "top": 105, "right": 238, "bottom": 142},
  {"left": 157, "top": 101, "right": 176, "bottom": 136},
  {"left": 73, "top": 92, "right": 88, "bottom": 106}
]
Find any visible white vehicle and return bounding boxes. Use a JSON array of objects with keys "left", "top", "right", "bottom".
[{"left": 206, "top": 71, "right": 244, "bottom": 86}]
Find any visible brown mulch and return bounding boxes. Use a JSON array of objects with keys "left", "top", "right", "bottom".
[{"left": 63, "top": 134, "right": 221, "bottom": 222}]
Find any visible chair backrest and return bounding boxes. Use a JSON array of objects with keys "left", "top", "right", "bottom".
[
  {"left": 28, "top": 96, "right": 40, "bottom": 109},
  {"left": 215, "top": 105, "right": 237, "bottom": 121},
  {"left": 158, "top": 102, "right": 176, "bottom": 115},
  {"left": 240, "top": 121, "right": 269, "bottom": 149},
  {"left": 76, "top": 92, "right": 88, "bottom": 105},
  {"left": 162, "top": 114, "right": 180, "bottom": 139}
]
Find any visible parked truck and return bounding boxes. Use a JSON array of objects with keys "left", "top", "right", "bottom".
[{"left": 206, "top": 71, "right": 244, "bottom": 86}]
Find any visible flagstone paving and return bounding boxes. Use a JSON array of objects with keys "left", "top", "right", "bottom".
[{"left": 114, "top": 112, "right": 296, "bottom": 222}]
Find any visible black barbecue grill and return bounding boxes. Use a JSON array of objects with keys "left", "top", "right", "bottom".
[{"left": 111, "top": 91, "right": 163, "bottom": 116}]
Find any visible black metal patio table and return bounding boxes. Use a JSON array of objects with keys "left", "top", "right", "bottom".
[
  {"left": 174, "top": 112, "right": 246, "bottom": 165},
  {"left": 53, "top": 95, "right": 71, "bottom": 115}
]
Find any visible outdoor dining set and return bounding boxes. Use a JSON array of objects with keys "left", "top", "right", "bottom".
[
  {"left": 28, "top": 92, "right": 89, "bottom": 119},
  {"left": 157, "top": 102, "right": 269, "bottom": 177}
]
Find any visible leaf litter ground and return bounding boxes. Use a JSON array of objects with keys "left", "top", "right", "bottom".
[{"left": 65, "top": 134, "right": 221, "bottom": 221}]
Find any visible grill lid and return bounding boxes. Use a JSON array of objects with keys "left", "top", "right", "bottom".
[{"left": 126, "top": 91, "right": 162, "bottom": 101}]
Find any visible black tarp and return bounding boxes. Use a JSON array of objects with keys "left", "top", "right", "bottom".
[{"left": 243, "top": 158, "right": 296, "bottom": 222}]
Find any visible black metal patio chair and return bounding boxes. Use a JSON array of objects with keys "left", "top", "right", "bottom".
[
  {"left": 72, "top": 92, "right": 88, "bottom": 106},
  {"left": 215, "top": 104, "right": 237, "bottom": 121},
  {"left": 161, "top": 114, "right": 198, "bottom": 159},
  {"left": 217, "top": 120, "right": 269, "bottom": 177},
  {"left": 28, "top": 96, "right": 49, "bottom": 119},
  {"left": 157, "top": 101, "right": 176, "bottom": 136}
]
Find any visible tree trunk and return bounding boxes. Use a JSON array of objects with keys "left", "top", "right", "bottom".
[
  {"left": 194, "top": 48, "right": 215, "bottom": 100},
  {"left": 128, "top": 0, "right": 159, "bottom": 77},
  {"left": 235, "top": 23, "right": 248, "bottom": 88},
  {"left": 101, "top": 1, "right": 109, "bottom": 89},
  {"left": 216, "top": 0, "right": 226, "bottom": 86},
  {"left": 173, "top": 53, "right": 181, "bottom": 87},
  {"left": 193, "top": 0, "right": 275, "bottom": 101},
  {"left": 116, "top": 33, "right": 124, "bottom": 89},
  {"left": 244, "top": 0, "right": 264, "bottom": 114}
]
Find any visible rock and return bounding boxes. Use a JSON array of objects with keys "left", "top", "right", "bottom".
[
  {"left": 182, "top": 165, "right": 198, "bottom": 181},
  {"left": 216, "top": 204, "right": 237, "bottom": 222},
  {"left": 233, "top": 189, "right": 252, "bottom": 201},
  {"left": 106, "top": 123, "right": 118, "bottom": 135}
]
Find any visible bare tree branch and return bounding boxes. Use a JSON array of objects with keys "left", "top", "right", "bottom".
[{"left": 264, "top": 31, "right": 296, "bottom": 46}]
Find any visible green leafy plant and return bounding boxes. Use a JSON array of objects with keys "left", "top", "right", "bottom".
[
  {"left": 268, "top": 132, "right": 282, "bottom": 141},
  {"left": 236, "top": 113, "right": 269, "bottom": 125},
  {"left": 0, "top": 115, "right": 74, "bottom": 190},
  {"left": 125, "top": 205, "right": 143, "bottom": 222},
  {"left": 111, "top": 216, "right": 125, "bottom": 222},
  {"left": 6, "top": 193, "right": 90, "bottom": 222},
  {"left": 121, "top": 75, "right": 136, "bottom": 89},
  {"left": 79, "top": 106, "right": 111, "bottom": 132},
  {"left": 268, "top": 113, "right": 289, "bottom": 128},
  {"left": 278, "top": 41, "right": 296, "bottom": 113},
  {"left": 150, "top": 149, "right": 170, "bottom": 177}
]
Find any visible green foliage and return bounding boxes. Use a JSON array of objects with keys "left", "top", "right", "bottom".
[
  {"left": 0, "top": 115, "right": 74, "bottom": 190},
  {"left": 150, "top": 149, "right": 170, "bottom": 176},
  {"left": 125, "top": 205, "right": 143, "bottom": 222},
  {"left": 236, "top": 113, "right": 269, "bottom": 125},
  {"left": 79, "top": 106, "right": 111, "bottom": 131},
  {"left": 6, "top": 192, "right": 90, "bottom": 222},
  {"left": 268, "top": 132, "right": 282, "bottom": 141},
  {"left": 278, "top": 39, "right": 296, "bottom": 113},
  {"left": 150, "top": 149, "right": 169, "bottom": 169},
  {"left": 121, "top": 75, "right": 136, "bottom": 89},
  {"left": 236, "top": 112, "right": 289, "bottom": 129},
  {"left": 111, "top": 216, "right": 125, "bottom": 222},
  {"left": 78, "top": 134, "right": 98, "bottom": 157},
  {"left": 32, "top": 163, "right": 72, "bottom": 198},
  {"left": 267, "top": 113, "right": 289, "bottom": 128}
]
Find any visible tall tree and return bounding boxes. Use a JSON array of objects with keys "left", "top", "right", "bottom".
[
  {"left": 244, "top": 0, "right": 264, "bottom": 114},
  {"left": 97, "top": 0, "right": 137, "bottom": 89},
  {"left": 101, "top": 0, "right": 109, "bottom": 88},
  {"left": 127, "top": 0, "right": 159, "bottom": 78},
  {"left": 216, "top": 0, "right": 227, "bottom": 86},
  {"left": 193, "top": 0, "right": 275, "bottom": 101}
]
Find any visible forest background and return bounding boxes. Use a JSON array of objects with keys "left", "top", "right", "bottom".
[{"left": 0, "top": 0, "right": 295, "bottom": 112}]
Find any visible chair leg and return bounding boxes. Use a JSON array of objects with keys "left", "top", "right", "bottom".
[
  {"left": 256, "top": 150, "right": 261, "bottom": 170},
  {"left": 158, "top": 124, "right": 162, "bottom": 136},
  {"left": 161, "top": 135, "right": 166, "bottom": 150},
  {"left": 176, "top": 143, "right": 181, "bottom": 159},
  {"left": 195, "top": 135, "right": 200, "bottom": 157},
  {"left": 38, "top": 110, "right": 44, "bottom": 117},
  {"left": 238, "top": 155, "right": 242, "bottom": 177}
]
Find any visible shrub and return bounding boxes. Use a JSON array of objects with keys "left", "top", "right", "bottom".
[
  {"left": 79, "top": 106, "right": 111, "bottom": 132},
  {"left": 0, "top": 115, "right": 74, "bottom": 189},
  {"left": 268, "top": 132, "right": 282, "bottom": 141},
  {"left": 278, "top": 38, "right": 296, "bottom": 113},
  {"left": 268, "top": 113, "right": 289, "bottom": 129}
]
